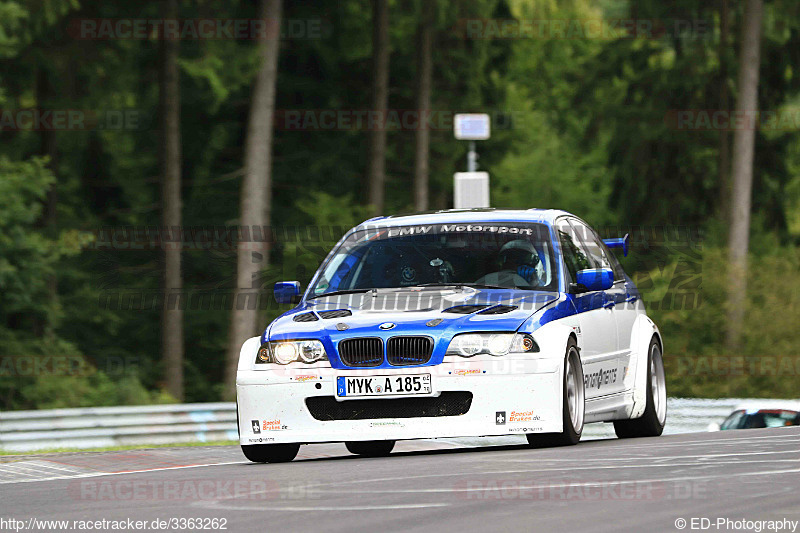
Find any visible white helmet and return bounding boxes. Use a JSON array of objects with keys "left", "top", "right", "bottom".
[{"left": 498, "top": 240, "right": 539, "bottom": 270}]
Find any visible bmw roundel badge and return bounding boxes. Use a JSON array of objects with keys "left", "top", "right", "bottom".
[{"left": 378, "top": 322, "right": 395, "bottom": 330}]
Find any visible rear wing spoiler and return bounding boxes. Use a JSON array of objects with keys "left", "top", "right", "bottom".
[{"left": 602, "top": 234, "right": 629, "bottom": 257}]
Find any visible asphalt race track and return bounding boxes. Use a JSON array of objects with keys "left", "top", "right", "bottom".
[{"left": 1, "top": 427, "right": 799, "bottom": 533}]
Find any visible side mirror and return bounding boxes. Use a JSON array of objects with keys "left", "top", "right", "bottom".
[
  {"left": 603, "top": 234, "right": 629, "bottom": 257},
  {"left": 576, "top": 268, "right": 614, "bottom": 291},
  {"left": 274, "top": 281, "right": 301, "bottom": 304},
  {"left": 707, "top": 422, "right": 721, "bottom": 432}
]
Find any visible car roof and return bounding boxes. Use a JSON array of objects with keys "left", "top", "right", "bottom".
[
  {"left": 355, "top": 208, "right": 573, "bottom": 230},
  {"left": 732, "top": 400, "right": 800, "bottom": 413}
]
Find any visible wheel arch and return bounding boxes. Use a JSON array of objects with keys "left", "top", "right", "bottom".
[
  {"left": 568, "top": 331, "right": 579, "bottom": 348},
  {"left": 629, "top": 315, "right": 662, "bottom": 418}
]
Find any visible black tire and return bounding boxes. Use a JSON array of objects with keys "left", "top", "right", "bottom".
[
  {"left": 614, "top": 336, "right": 667, "bottom": 438},
  {"left": 527, "top": 337, "right": 584, "bottom": 448},
  {"left": 241, "top": 443, "right": 300, "bottom": 463},
  {"left": 345, "top": 440, "right": 395, "bottom": 457}
]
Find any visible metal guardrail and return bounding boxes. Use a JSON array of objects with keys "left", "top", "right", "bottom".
[
  {"left": 584, "top": 397, "right": 744, "bottom": 440},
  {"left": 0, "top": 398, "right": 794, "bottom": 452},
  {"left": 0, "top": 403, "right": 238, "bottom": 452}
]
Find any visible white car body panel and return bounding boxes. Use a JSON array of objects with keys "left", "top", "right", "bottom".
[{"left": 237, "top": 343, "right": 563, "bottom": 444}]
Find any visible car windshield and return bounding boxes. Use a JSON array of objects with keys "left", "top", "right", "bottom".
[{"left": 309, "top": 222, "right": 558, "bottom": 296}]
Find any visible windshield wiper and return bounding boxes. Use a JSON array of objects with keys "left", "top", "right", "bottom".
[
  {"left": 409, "top": 283, "right": 515, "bottom": 290},
  {"left": 308, "top": 288, "right": 374, "bottom": 300}
]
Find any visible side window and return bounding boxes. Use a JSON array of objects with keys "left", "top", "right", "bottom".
[
  {"left": 599, "top": 239, "right": 626, "bottom": 281},
  {"left": 556, "top": 220, "right": 592, "bottom": 283},
  {"left": 572, "top": 219, "right": 626, "bottom": 281},
  {"left": 568, "top": 219, "right": 612, "bottom": 271}
]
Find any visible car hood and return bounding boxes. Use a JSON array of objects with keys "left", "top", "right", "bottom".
[{"left": 265, "top": 287, "right": 558, "bottom": 342}]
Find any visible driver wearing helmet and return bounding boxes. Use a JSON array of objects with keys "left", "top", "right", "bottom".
[{"left": 476, "top": 239, "right": 544, "bottom": 288}]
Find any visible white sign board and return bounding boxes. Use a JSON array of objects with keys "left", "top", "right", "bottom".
[
  {"left": 454, "top": 113, "right": 491, "bottom": 140},
  {"left": 454, "top": 172, "right": 490, "bottom": 208}
]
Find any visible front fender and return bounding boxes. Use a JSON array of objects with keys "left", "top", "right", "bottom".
[
  {"left": 629, "top": 315, "right": 662, "bottom": 418},
  {"left": 530, "top": 320, "right": 580, "bottom": 359},
  {"left": 522, "top": 293, "right": 580, "bottom": 357},
  {"left": 237, "top": 336, "right": 262, "bottom": 372}
]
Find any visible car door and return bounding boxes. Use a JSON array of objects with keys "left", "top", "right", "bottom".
[
  {"left": 594, "top": 233, "right": 641, "bottom": 365},
  {"left": 562, "top": 218, "right": 626, "bottom": 399},
  {"left": 578, "top": 224, "right": 639, "bottom": 390}
]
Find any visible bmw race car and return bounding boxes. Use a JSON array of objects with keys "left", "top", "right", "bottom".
[{"left": 236, "top": 209, "right": 667, "bottom": 463}]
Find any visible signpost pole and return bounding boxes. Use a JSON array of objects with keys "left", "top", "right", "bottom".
[{"left": 467, "top": 140, "right": 477, "bottom": 172}]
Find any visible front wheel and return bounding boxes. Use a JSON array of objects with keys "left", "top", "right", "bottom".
[
  {"left": 614, "top": 336, "right": 667, "bottom": 438},
  {"left": 346, "top": 440, "right": 395, "bottom": 457},
  {"left": 527, "top": 338, "right": 584, "bottom": 447},
  {"left": 241, "top": 443, "right": 300, "bottom": 463}
]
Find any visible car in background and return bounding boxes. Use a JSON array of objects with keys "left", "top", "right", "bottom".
[
  {"left": 236, "top": 209, "right": 667, "bottom": 463},
  {"left": 710, "top": 402, "right": 800, "bottom": 431}
]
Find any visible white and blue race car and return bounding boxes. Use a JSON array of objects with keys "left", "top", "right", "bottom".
[{"left": 236, "top": 209, "right": 667, "bottom": 462}]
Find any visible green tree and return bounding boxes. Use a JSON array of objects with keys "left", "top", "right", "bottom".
[
  {"left": 159, "top": 0, "right": 185, "bottom": 400},
  {"left": 725, "top": 0, "right": 764, "bottom": 350},
  {"left": 224, "top": 0, "right": 284, "bottom": 399},
  {"left": 366, "top": 0, "right": 391, "bottom": 214}
]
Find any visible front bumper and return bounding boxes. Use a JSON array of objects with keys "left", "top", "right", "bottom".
[{"left": 237, "top": 355, "right": 563, "bottom": 445}]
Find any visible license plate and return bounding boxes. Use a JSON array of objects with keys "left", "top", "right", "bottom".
[{"left": 336, "top": 374, "right": 432, "bottom": 398}]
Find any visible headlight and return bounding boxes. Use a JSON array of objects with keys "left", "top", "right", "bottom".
[
  {"left": 297, "top": 340, "right": 326, "bottom": 363},
  {"left": 255, "top": 340, "right": 328, "bottom": 364},
  {"left": 445, "top": 333, "right": 539, "bottom": 357},
  {"left": 273, "top": 342, "right": 298, "bottom": 364}
]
